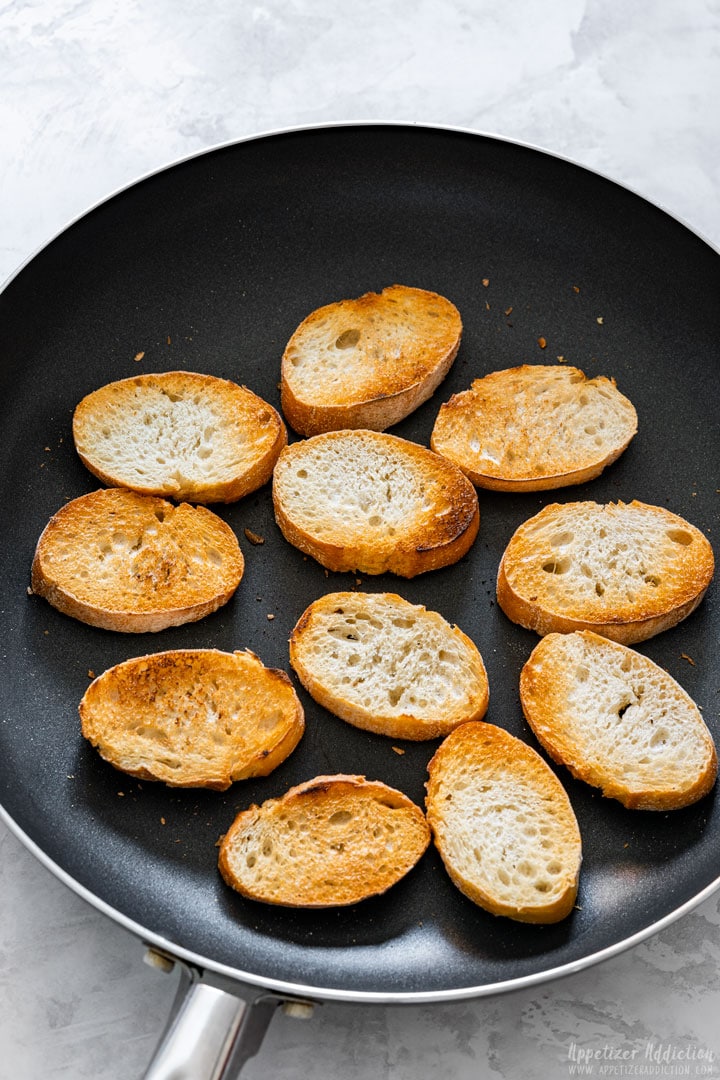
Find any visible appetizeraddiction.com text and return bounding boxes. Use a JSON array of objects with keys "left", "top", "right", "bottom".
[{"left": 566, "top": 1041, "right": 716, "bottom": 1077}]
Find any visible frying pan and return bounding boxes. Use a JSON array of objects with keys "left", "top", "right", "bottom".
[{"left": 1, "top": 123, "right": 719, "bottom": 1078}]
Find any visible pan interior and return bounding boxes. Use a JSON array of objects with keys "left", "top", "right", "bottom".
[{"left": 1, "top": 125, "right": 718, "bottom": 996}]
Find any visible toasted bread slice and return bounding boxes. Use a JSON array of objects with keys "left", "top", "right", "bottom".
[
  {"left": 280, "top": 285, "right": 462, "bottom": 436},
  {"left": 431, "top": 364, "right": 637, "bottom": 491},
  {"left": 73, "top": 371, "right": 287, "bottom": 503},
  {"left": 218, "top": 774, "right": 431, "bottom": 907},
  {"left": 425, "top": 722, "right": 582, "bottom": 923},
  {"left": 497, "top": 500, "right": 714, "bottom": 644},
  {"left": 31, "top": 487, "right": 244, "bottom": 632},
  {"left": 289, "top": 592, "right": 489, "bottom": 740},
  {"left": 272, "top": 430, "right": 479, "bottom": 577},
  {"left": 520, "top": 631, "right": 717, "bottom": 810},
  {"left": 80, "top": 649, "right": 304, "bottom": 790}
]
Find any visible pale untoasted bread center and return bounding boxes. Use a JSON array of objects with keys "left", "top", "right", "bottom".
[
  {"left": 76, "top": 382, "right": 277, "bottom": 491},
  {"left": 299, "top": 597, "right": 484, "bottom": 720},
  {"left": 276, "top": 441, "right": 425, "bottom": 537},
  {"left": 538, "top": 636, "right": 713, "bottom": 791},
  {"left": 506, "top": 503, "right": 708, "bottom": 617},
  {"left": 437, "top": 774, "right": 576, "bottom": 907}
]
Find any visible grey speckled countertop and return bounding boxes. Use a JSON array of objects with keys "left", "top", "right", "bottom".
[{"left": 1, "top": 2, "right": 720, "bottom": 1078}]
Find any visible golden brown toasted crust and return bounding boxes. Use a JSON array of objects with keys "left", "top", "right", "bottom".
[
  {"left": 289, "top": 591, "right": 489, "bottom": 740},
  {"left": 218, "top": 774, "right": 431, "bottom": 907},
  {"left": 425, "top": 722, "right": 582, "bottom": 923},
  {"left": 80, "top": 649, "right": 304, "bottom": 790},
  {"left": 519, "top": 632, "right": 717, "bottom": 810},
  {"left": 430, "top": 365, "right": 638, "bottom": 491},
  {"left": 31, "top": 488, "right": 244, "bottom": 632},
  {"left": 272, "top": 430, "right": 480, "bottom": 577},
  {"left": 280, "top": 285, "right": 462, "bottom": 436},
  {"left": 73, "top": 371, "right": 287, "bottom": 503},
  {"left": 497, "top": 500, "right": 714, "bottom": 644}
]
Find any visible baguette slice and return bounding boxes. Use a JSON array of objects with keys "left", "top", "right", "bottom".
[
  {"left": 431, "top": 365, "right": 637, "bottom": 491},
  {"left": 73, "top": 371, "right": 287, "bottom": 503},
  {"left": 520, "top": 631, "right": 717, "bottom": 810},
  {"left": 218, "top": 774, "right": 431, "bottom": 907},
  {"left": 425, "top": 722, "right": 582, "bottom": 923},
  {"left": 80, "top": 649, "right": 304, "bottom": 790},
  {"left": 497, "top": 500, "right": 714, "bottom": 644},
  {"left": 280, "top": 285, "right": 462, "bottom": 435},
  {"left": 289, "top": 592, "right": 489, "bottom": 740},
  {"left": 272, "top": 430, "right": 479, "bottom": 577},
  {"left": 31, "top": 487, "right": 244, "bottom": 632}
]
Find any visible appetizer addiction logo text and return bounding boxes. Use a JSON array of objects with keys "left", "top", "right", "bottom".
[{"left": 566, "top": 1040, "right": 716, "bottom": 1076}]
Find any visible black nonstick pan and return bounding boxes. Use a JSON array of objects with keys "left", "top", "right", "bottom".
[{"left": 1, "top": 123, "right": 719, "bottom": 1077}]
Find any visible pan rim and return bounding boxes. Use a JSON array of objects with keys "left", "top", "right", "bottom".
[
  {"left": 3, "top": 119, "right": 719, "bottom": 298},
  {"left": 2, "top": 119, "right": 720, "bottom": 1004},
  {"left": 3, "top": 801, "right": 720, "bottom": 1003}
]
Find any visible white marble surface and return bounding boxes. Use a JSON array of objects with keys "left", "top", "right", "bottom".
[{"left": 2, "top": 1, "right": 720, "bottom": 1077}]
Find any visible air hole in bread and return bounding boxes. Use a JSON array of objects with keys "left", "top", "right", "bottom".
[
  {"left": 584, "top": 426, "right": 597, "bottom": 436},
  {"left": 644, "top": 574, "right": 661, "bottom": 587},
  {"left": 368, "top": 515, "right": 381, "bottom": 526},
  {"left": 595, "top": 582, "right": 605, "bottom": 596},
  {"left": 335, "top": 328, "right": 361, "bottom": 349},
  {"left": 328, "top": 627, "right": 359, "bottom": 642},
  {"left": 355, "top": 613, "right": 382, "bottom": 628},
  {"left": 535, "top": 881, "right": 551, "bottom": 893},
  {"left": 542, "top": 557, "right": 572, "bottom": 575},
  {"left": 296, "top": 469, "right": 308, "bottom": 479},
  {"left": 392, "top": 616, "right": 415, "bottom": 628},
  {"left": 154, "top": 509, "right": 166, "bottom": 522},
  {"left": 667, "top": 529, "right": 693, "bottom": 546},
  {"left": 550, "top": 531, "right": 574, "bottom": 547},
  {"left": 328, "top": 810, "right": 352, "bottom": 826},
  {"left": 388, "top": 687, "right": 404, "bottom": 707},
  {"left": 246, "top": 854, "right": 257, "bottom": 868},
  {"left": 576, "top": 665, "right": 589, "bottom": 682}
]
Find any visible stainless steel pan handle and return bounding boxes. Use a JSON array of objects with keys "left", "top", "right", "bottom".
[{"left": 142, "top": 954, "right": 294, "bottom": 1080}]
